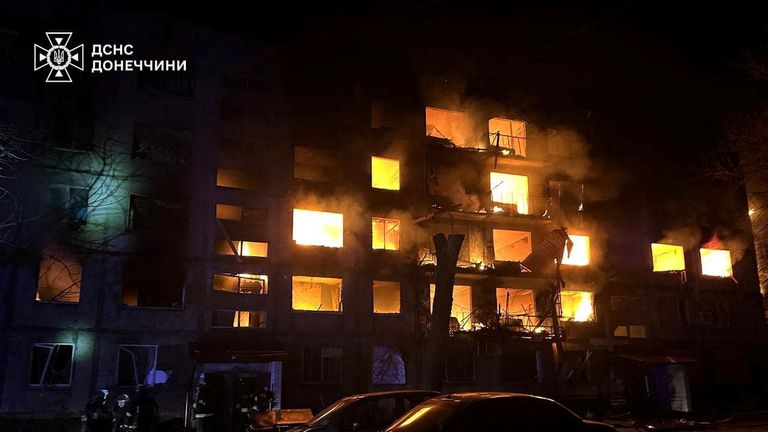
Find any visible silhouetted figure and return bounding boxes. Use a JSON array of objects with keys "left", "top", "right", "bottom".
[
  {"left": 193, "top": 382, "right": 215, "bottom": 432},
  {"left": 254, "top": 386, "right": 275, "bottom": 413},
  {"left": 85, "top": 390, "right": 113, "bottom": 432},
  {"left": 129, "top": 384, "right": 159, "bottom": 432},
  {"left": 112, "top": 393, "right": 131, "bottom": 432}
]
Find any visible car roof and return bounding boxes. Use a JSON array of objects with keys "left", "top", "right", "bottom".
[
  {"left": 432, "top": 392, "right": 556, "bottom": 404},
  {"left": 338, "top": 390, "right": 441, "bottom": 402}
]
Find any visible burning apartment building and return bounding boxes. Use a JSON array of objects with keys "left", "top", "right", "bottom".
[{"left": 0, "top": 3, "right": 766, "bottom": 427}]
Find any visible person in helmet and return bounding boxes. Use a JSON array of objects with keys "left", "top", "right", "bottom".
[
  {"left": 112, "top": 393, "right": 131, "bottom": 432},
  {"left": 192, "top": 381, "right": 215, "bottom": 432},
  {"left": 84, "top": 389, "right": 113, "bottom": 432}
]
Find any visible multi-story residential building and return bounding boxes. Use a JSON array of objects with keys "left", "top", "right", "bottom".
[{"left": 0, "top": 5, "right": 765, "bottom": 428}]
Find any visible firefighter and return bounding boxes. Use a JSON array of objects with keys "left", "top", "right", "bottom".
[
  {"left": 192, "top": 382, "right": 215, "bottom": 432},
  {"left": 128, "top": 384, "right": 159, "bottom": 432},
  {"left": 235, "top": 386, "right": 253, "bottom": 432},
  {"left": 253, "top": 386, "right": 275, "bottom": 413},
  {"left": 112, "top": 394, "right": 131, "bottom": 432},
  {"left": 85, "top": 389, "right": 114, "bottom": 432}
]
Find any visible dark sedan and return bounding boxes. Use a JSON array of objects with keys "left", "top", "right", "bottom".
[
  {"left": 385, "top": 392, "right": 616, "bottom": 432},
  {"left": 289, "top": 390, "right": 440, "bottom": 432}
]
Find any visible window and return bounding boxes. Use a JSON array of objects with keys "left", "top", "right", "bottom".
[
  {"left": 700, "top": 248, "right": 733, "bottom": 277},
  {"left": 613, "top": 325, "right": 647, "bottom": 338},
  {"left": 294, "top": 146, "right": 340, "bottom": 182},
  {"left": 132, "top": 123, "right": 189, "bottom": 162},
  {"left": 492, "top": 230, "right": 531, "bottom": 262},
  {"left": 122, "top": 254, "right": 184, "bottom": 308},
  {"left": 429, "top": 284, "right": 473, "bottom": 331},
  {"left": 560, "top": 291, "right": 594, "bottom": 322},
  {"left": 211, "top": 310, "right": 267, "bottom": 328},
  {"left": 658, "top": 297, "right": 683, "bottom": 327},
  {"left": 216, "top": 168, "right": 265, "bottom": 190},
  {"left": 129, "top": 194, "right": 187, "bottom": 234},
  {"left": 49, "top": 185, "right": 89, "bottom": 224},
  {"left": 213, "top": 273, "right": 268, "bottom": 294},
  {"left": 425, "top": 107, "right": 470, "bottom": 147},
  {"left": 562, "top": 235, "right": 590, "bottom": 266},
  {"left": 373, "top": 281, "right": 400, "bottom": 314},
  {"left": 651, "top": 243, "right": 685, "bottom": 272},
  {"left": 302, "top": 347, "right": 342, "bottom": 383},
  {"left": 215, "top": 204, "right": 268, "bottom": 223},
  {"left": 293, "top": 209, "right": 343, "bottom": 248},
  {"left": 117, "top": 345, "right": 159, "bottom": 387},
  {"left": 371, "top": 156, "right": 400, "bottom": 190},
  {"left": 37, "top": 243, "right": 81, "bottom": 303},
  {"left": 488, "top": 118, "right": 526, "bottom": 157},
  {"left": 496, "top": 288, "right": 535, "bottom": 329},
  {"left": 610, "top": 296, "right": 644, "bottom": 324},
  {"left": 372, "top": 217, "right": 400, "bottom": 250},
  {"left": 292, "top": 276, "right": 342, "bottom": 312},
  {"left": 372, "top": 347, "right": 406, "bottom": 385},
  {"left": 490, "top": 172, "right": 529, "bottom": 214},
  {"left": 214, "top": 240, "right": 269, "bottom": 258},
  {"left": 29, "top": 343, "right": 74, "bottom": 387}
]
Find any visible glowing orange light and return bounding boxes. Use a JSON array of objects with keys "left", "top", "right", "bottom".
[
  {"left": 651, "top": 243, "right": 685, "bottom": 272},
  {"left": 292, "top": 209, "right": 343, "bottom": 248},
  {"left": 700, "top": 248, "right": 733, "bottom": 277},
  {"left": 490, "top": 172, "right": 529, "bottom": 214},
  {"left": 561, "top": 291, "right": 594, "bottom": 322},
  {"left": 562, "top": 235, "right": 590, "bottom": 266},
  {"left": 371, "top": 156, "right": 400, "bottom": 190}
]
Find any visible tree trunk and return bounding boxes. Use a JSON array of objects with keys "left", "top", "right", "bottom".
[{"left": 422, "top": 233, "right": 465, "bottom": 391}]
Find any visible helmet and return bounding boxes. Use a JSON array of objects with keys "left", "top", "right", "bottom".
[{"left": 116, "top": 394, "right": 130, "bottom": 408}]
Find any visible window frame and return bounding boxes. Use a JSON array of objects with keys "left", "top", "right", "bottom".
[
  {"left": 301, "top": 347, "right": 343, "bottom": 384},
  {"left": 116, "top": 344, "right": 159, "bottom": 388},
  {"left": 28, "top": 343, "right": 75, "bottom": 388}
]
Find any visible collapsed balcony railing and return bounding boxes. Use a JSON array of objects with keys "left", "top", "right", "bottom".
[{"left": 489, "top": 131, "right": 526, "bottom": 157}]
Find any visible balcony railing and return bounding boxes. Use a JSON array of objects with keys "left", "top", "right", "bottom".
[{"left": 488, "top": 132, "right": 526, "bottom": 157}]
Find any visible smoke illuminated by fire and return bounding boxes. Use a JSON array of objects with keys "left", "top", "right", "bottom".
[{"left": 292, "top": 209, "right": 343, "bottom": 248}]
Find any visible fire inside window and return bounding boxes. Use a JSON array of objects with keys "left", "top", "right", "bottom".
[
  {"left": 37, "top": 243, "right": 82, "bottom": 303},
  {"left": 560, "top": 291, "right": 595, "bottom": 322},
  {"left": 213, "top": 273, "right": 268, "bottom": 294},
  {"left": 292, "top": 276, "right": 343, "bottom": 312},
  {"left": 372, "top": 217, "right": 400, "bottom": 250},
  {"left": 496, "top": 288, "right": 536, "bottom": 330},
  {"left": 651, "top": 243, "right": 685, "bottom": 272},
  {"left": 425, "top": 107, "right": 469, "bottom": 147},
  {"left": 490, "top": 172, "right": 529, "bottom": 215},
  {"left": 211, "top": 310, "right": 267, "bottom": 328},
  {"left": 488, "top": 117, "right": 527, "bottom": 157},
  {"left": 371, "top": 156, "right": 400, "bottom": 190},
  {"left": 613, "top": 325, "right": 647, "bottom": 338},
  {"left": 492, "top": 229, "right": 532, "bottom": 262},
  {"left": 429, "top": 284, "right": 473, "bottom": 331},
  {"left": 373, "top": 280, "right": 401, "bottom": 314},
  {"left": 293, "top": 209, "right": 343, "bottom": 248},
  {"left": 561, "top": 235, "right": 590, "bottom": 266},
  {"left": 215, "top": 240, "right": 268, "bottom": 257},
  {"left": 700, "top": 248, "right": 733, "bottom": 278}
]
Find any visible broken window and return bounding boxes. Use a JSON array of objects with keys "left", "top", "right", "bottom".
[
  {"left": 700, "top": 248, "right": 733, "bottom": 277},
  {"left": 492, "top": 230, "right": 532, "bottom": 262},
  {"left": 371, "top": 156, "right": 400, "bottom": 190},
  {"left": 651, "top": 243, "right": 685, "bottom": 272},
  {"left": 117, "top": 345, "right": 159, "bottom": 387},
  {"left": 211, "top": 310, "right": 267, "bottom": 328},
  {"left": 561, "top": 235, "right": 590, "bottom": 266},
  {"left": 373, "top": 281, "right": 401, "bottom": 314},
  {"left": 215, "top": 204, "right": 268, "bottom": 223},
  {"left": 429, "top": 284, "right": 473, "bottom": 331},
  {"left": 29, "top": 343, "right": 74, "bottom": 387},
  {"left": 213, "top": 273, "right": 268, "bottom": 294},
  {"left": 613, "top": 325, "right": 646, "bottom": 338},
  {"left": 214, "top": 240, "right": 269, "bottom": 258},
  {"left": 372, "top": 217, "right": 400, "bottom": 250},
  {"left": 425, "top": 107, "right": 470, "bottom": 147},
  {"left": 292, "top": 276, "right": 342, "bottom": 312},
  {"left": 496, "top": 288, "right": 535, "bottom": 329},
  {"left": 488, "top": 118, "right": 526, "bottom": 157},
  {"left": 129, "top": 194, "right": 187, "bottom": 234},
  {"left": 49, "top": 185, "right": 89, "bottom": 224},
  {"left": 293, "top": 209, "right": 343, "bottom": 248},
  {"left": 216, "top": 168, "right": 265, "bottom": 190},
  {"left": 294, "top": 146, "right": 340, "bottom": 182},
  {"left": 302, "top": 347, "right": 342, "bottom": 383},
  {"left": 490, "top": 172, "right": 529, "bottom": 215},
  {"left": 560, "top": 291, "right": 594, "bottom": 322},
  {"left": 372, "top": 346, "right": 406, "bottom": 385},
  {"left": 122, "top": 254, "right": 184, "bottom": 308},
  {"left": 37, "top": 243, "right": 81, "bottom": 303}
]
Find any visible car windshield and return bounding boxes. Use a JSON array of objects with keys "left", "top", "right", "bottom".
[
  {"left": 305, "top": 398, "right": 353, "bottom": 427},
  {"left": 386, "top": 399, "right": 458, "bottom": 432}
]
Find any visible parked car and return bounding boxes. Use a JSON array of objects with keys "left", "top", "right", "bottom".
[
  {"left": 288, "top": 390, "right": 440, "bottom": 432},
  {"left": 385, "top": 392, "right": 616, "bottom": 432}
]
